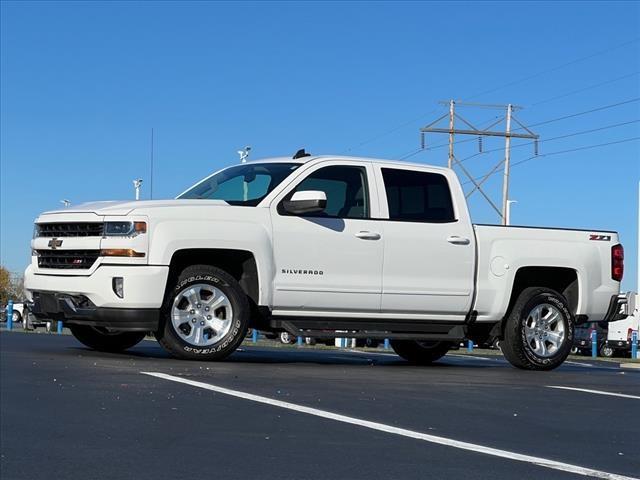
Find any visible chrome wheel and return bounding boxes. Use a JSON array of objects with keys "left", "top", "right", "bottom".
[
  {"left": 524, "top": 303, "right": 566, "bottom": 358},
  {"left": 171, "top": 283, "right": 233, "bottom": 347},
  {"left": 600, "top": 345, "right": 614, "bottom": 358}
]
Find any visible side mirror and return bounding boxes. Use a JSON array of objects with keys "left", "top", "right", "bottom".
[{"left": 282, "top": 190, "right": 327, "bottom": 215}]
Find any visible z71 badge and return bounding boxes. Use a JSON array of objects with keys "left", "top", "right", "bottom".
[{"left": 589, "top": 234, "right": 611, "bottom": 241}]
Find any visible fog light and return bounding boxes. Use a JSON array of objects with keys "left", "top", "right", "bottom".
[{"left": 112, "top": 277, "right": 124, "bottom": 298}]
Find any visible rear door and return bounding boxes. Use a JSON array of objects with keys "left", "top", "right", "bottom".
[{"left": 375, "top": 165, "right": 475, "bottom": 320}]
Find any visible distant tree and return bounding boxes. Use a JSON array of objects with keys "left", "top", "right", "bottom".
[{"left": 0, "top": 266, "right": 23, "bottom": 307}]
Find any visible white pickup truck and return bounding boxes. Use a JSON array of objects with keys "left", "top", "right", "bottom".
[{"left": 24, "top": 153, "right": 633, "bottom": 370}]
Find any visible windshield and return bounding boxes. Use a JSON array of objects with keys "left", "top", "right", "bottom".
[{"left": 178, "top": 163, "right": 301, "bottom": 206}]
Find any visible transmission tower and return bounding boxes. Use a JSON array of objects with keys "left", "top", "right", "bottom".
[{"left": 420, "top": 100, "right": 539, "bottom": 225}]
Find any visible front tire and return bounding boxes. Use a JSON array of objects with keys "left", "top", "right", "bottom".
[
  {"left": 600, "top": 344, "right": 614, "bottom": 358},
  {"left": 155, "top": 265, "right": 249, "bottom": 360},
  {"left": 390, "top": 340, "right": 452, "bottom": 364},
  {"left": 70, "top": 325, "right": 146, "bottom": 352},
  {"left": 501, "top": 287, "right": 574, "bottom": 371},
  {"left": 280, "top": 331, "right": 295, "bottom": 344}
]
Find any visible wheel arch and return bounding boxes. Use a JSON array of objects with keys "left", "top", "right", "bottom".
[
  {"left": 492, "top": 266, "right": 579, "bottom": 340},
  {"left": 508, "top": 266, "right": 579, "bottom": 315},
  {"left": 166, "top": 248, "right": 260, "bottom": 306}
]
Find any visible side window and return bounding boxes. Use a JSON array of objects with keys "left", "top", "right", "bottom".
[
  {"left": 283, "top": 165, "right": 369, "bottom": 219},
  {"left": 381, "top": 168, "right": 455, "bottom": 223}
]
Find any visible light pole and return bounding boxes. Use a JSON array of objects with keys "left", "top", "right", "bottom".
[
  {"left": 237, "top": 146, "right": 252, "bottom": 201},
  {"left": 237, "top": 146, "right": 251, "bottom": 163},
  {"left": 506, "top": 200, "right": 517, "bottom": 226},
  {"left": 60, "top": 199, "right": 71, "bottom": 208},
  {"left": 133, "top": 179, "right": 143, "bottom": 200}
]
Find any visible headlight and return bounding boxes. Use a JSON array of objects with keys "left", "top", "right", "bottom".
[{"left": 103, "top": 221, "right": 147, "bottom": 237}]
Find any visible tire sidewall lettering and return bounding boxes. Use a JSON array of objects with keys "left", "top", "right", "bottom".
[
  {"left": 166, "top": 274, "right": 244, "bottom": 356},
  {"left": 519, "top": 293, "right": 573, "bottom": 366}
]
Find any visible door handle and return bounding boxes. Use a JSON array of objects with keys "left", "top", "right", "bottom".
[
  {"left": 447, "top": 236, "right": 470, "bottom": 245},
  {"left": 355, "top": 231, "right": 381, "bottom": 240}
]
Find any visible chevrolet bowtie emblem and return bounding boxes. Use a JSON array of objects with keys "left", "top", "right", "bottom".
[{"left": 48, "top": 238, "right": 63, "bottom": 249}]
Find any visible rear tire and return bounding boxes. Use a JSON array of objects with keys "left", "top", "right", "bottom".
[
  {"left": 501, "top": 287, "right": 574, "bottom": 371},
  {"left": 70, "top": 325, "right": 146, "bottom": 352},
  {"left": 390, "top": 340, "right": 452, "bottom": 364},
  {"left": 155, "top": 265, "right": 249, "bottom": 360}
]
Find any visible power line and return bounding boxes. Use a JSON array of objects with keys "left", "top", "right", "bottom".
[
  {"left": 526, "top": 98, "right": 640, "bottom": 128},
  {"left": 458, "top": 119, "right": 639, "bottom": 164},
  {"left": 513, "top": 137, "right": 640, "bottom": 167},
  {"left": 399, "top": 114, "right": 504, "bottom": 160},
  {"left": 341, "top": 108, "right": 442, "bottom": 153},
  {"left": 466, "top": 37, "right": 640, "bottom": 101},
  {"left": 529, "top": 71, "right": 640, "bottom": 107},
  {"left": 343, "top": 38, "right": 639, "bottom": 153},
  {"left": 401, "top": 98, "right": 640, "bottom": 160},
  {"left": 461, "top": 136, "right": 640, "bottom": 186}
]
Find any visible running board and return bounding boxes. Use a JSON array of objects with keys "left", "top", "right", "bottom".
[{"left": 271, "top": 318, "right": 467, "bottom": 342}]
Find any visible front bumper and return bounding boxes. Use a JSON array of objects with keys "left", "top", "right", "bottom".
[
  {"left": 24, "top": 264, "right": 169, "bottom": 308},
  {"left": 573, "top": 338, "right": 598, "bottom": 349},
  {"left": 24, "top": 264, "right": 169, "bottom": 332},
  {"left": 606, "top": 339, "right": 630, "bottom": 351},
  {"left": 30, "top": 292, "right": 159, "bottom": 331}
]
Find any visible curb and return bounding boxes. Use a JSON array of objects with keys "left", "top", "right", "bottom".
[{"left": 619, "top": 363, "right": 640, "bottom": 370}]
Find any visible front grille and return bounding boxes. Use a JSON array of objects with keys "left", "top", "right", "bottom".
[
  {"left": 37, "top": 222, "right": 104, "bottom": 237},
  {"left": 37, "top": 250, "right": 100, "bottom": 269}
]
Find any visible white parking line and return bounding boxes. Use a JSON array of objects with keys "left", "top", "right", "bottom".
[
  {"left": 564, "top": 361, "right": 594, "bottom": 367},
  {"left": 347, "top": 349, "right": 397, "bottom": 357},
  {"left": 142, "top": 371, "right": 636, "bottom": 480},
  {"left": 547, "top": 386, "right": 640, "bottom": 400},
  {"left": 447, "top": 354, "right": 495, "bottom": 361}
]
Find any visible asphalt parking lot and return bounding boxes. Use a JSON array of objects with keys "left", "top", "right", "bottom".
[{"left": 1, "top": 331, "right": 638, "bottom": 480}]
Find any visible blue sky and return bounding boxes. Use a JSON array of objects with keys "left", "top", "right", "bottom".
[{"left": 1, "top": 1, "right": 639, "bottom": 291}]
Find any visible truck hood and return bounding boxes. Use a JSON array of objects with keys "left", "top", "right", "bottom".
[{"left": 41, "top": 199, "right": 230, "bottom": 216}]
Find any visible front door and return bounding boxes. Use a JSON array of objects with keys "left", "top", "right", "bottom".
[{"left": 270, "top": 162, "right": 383, "bottom": 314}]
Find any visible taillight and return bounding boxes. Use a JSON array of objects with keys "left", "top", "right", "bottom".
[{"left": 611, "top": 244, "right": 624, "bottom": 281}]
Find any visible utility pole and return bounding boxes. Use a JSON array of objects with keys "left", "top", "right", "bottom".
[
  {"left": 420, "top": 100, "right": 539, "bottom": 224},
  {"left": 502, "top": 104, "right": 513, "bottom": 226},
  {"left": 448, "top": 100, "right": 455, "bottom": 169}
]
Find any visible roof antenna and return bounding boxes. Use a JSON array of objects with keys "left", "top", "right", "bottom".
[
  {"left": 149, "top": 128, "right": 154, "bottom": 200},
  {"left": 237, "top": 146, "right": 251, "bottom": 163},
  {"left": 293, "top": 148, "right": 311, "bottom": 159}
]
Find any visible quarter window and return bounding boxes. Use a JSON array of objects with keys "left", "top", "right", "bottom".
[
  {"left": 284, "top": 166, "right": 369, "bottom": 219},
  {"left": 382, "top": 168, "right": 455, "bottom": 222}
]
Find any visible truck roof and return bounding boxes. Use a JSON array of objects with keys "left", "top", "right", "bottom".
[{"left": 245, "top": 155, "right": 450, "bottom": 173}]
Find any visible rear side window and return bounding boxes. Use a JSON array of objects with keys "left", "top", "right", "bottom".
[{"left": 381, "top": 168, "right": 455, "bottom": 223}]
